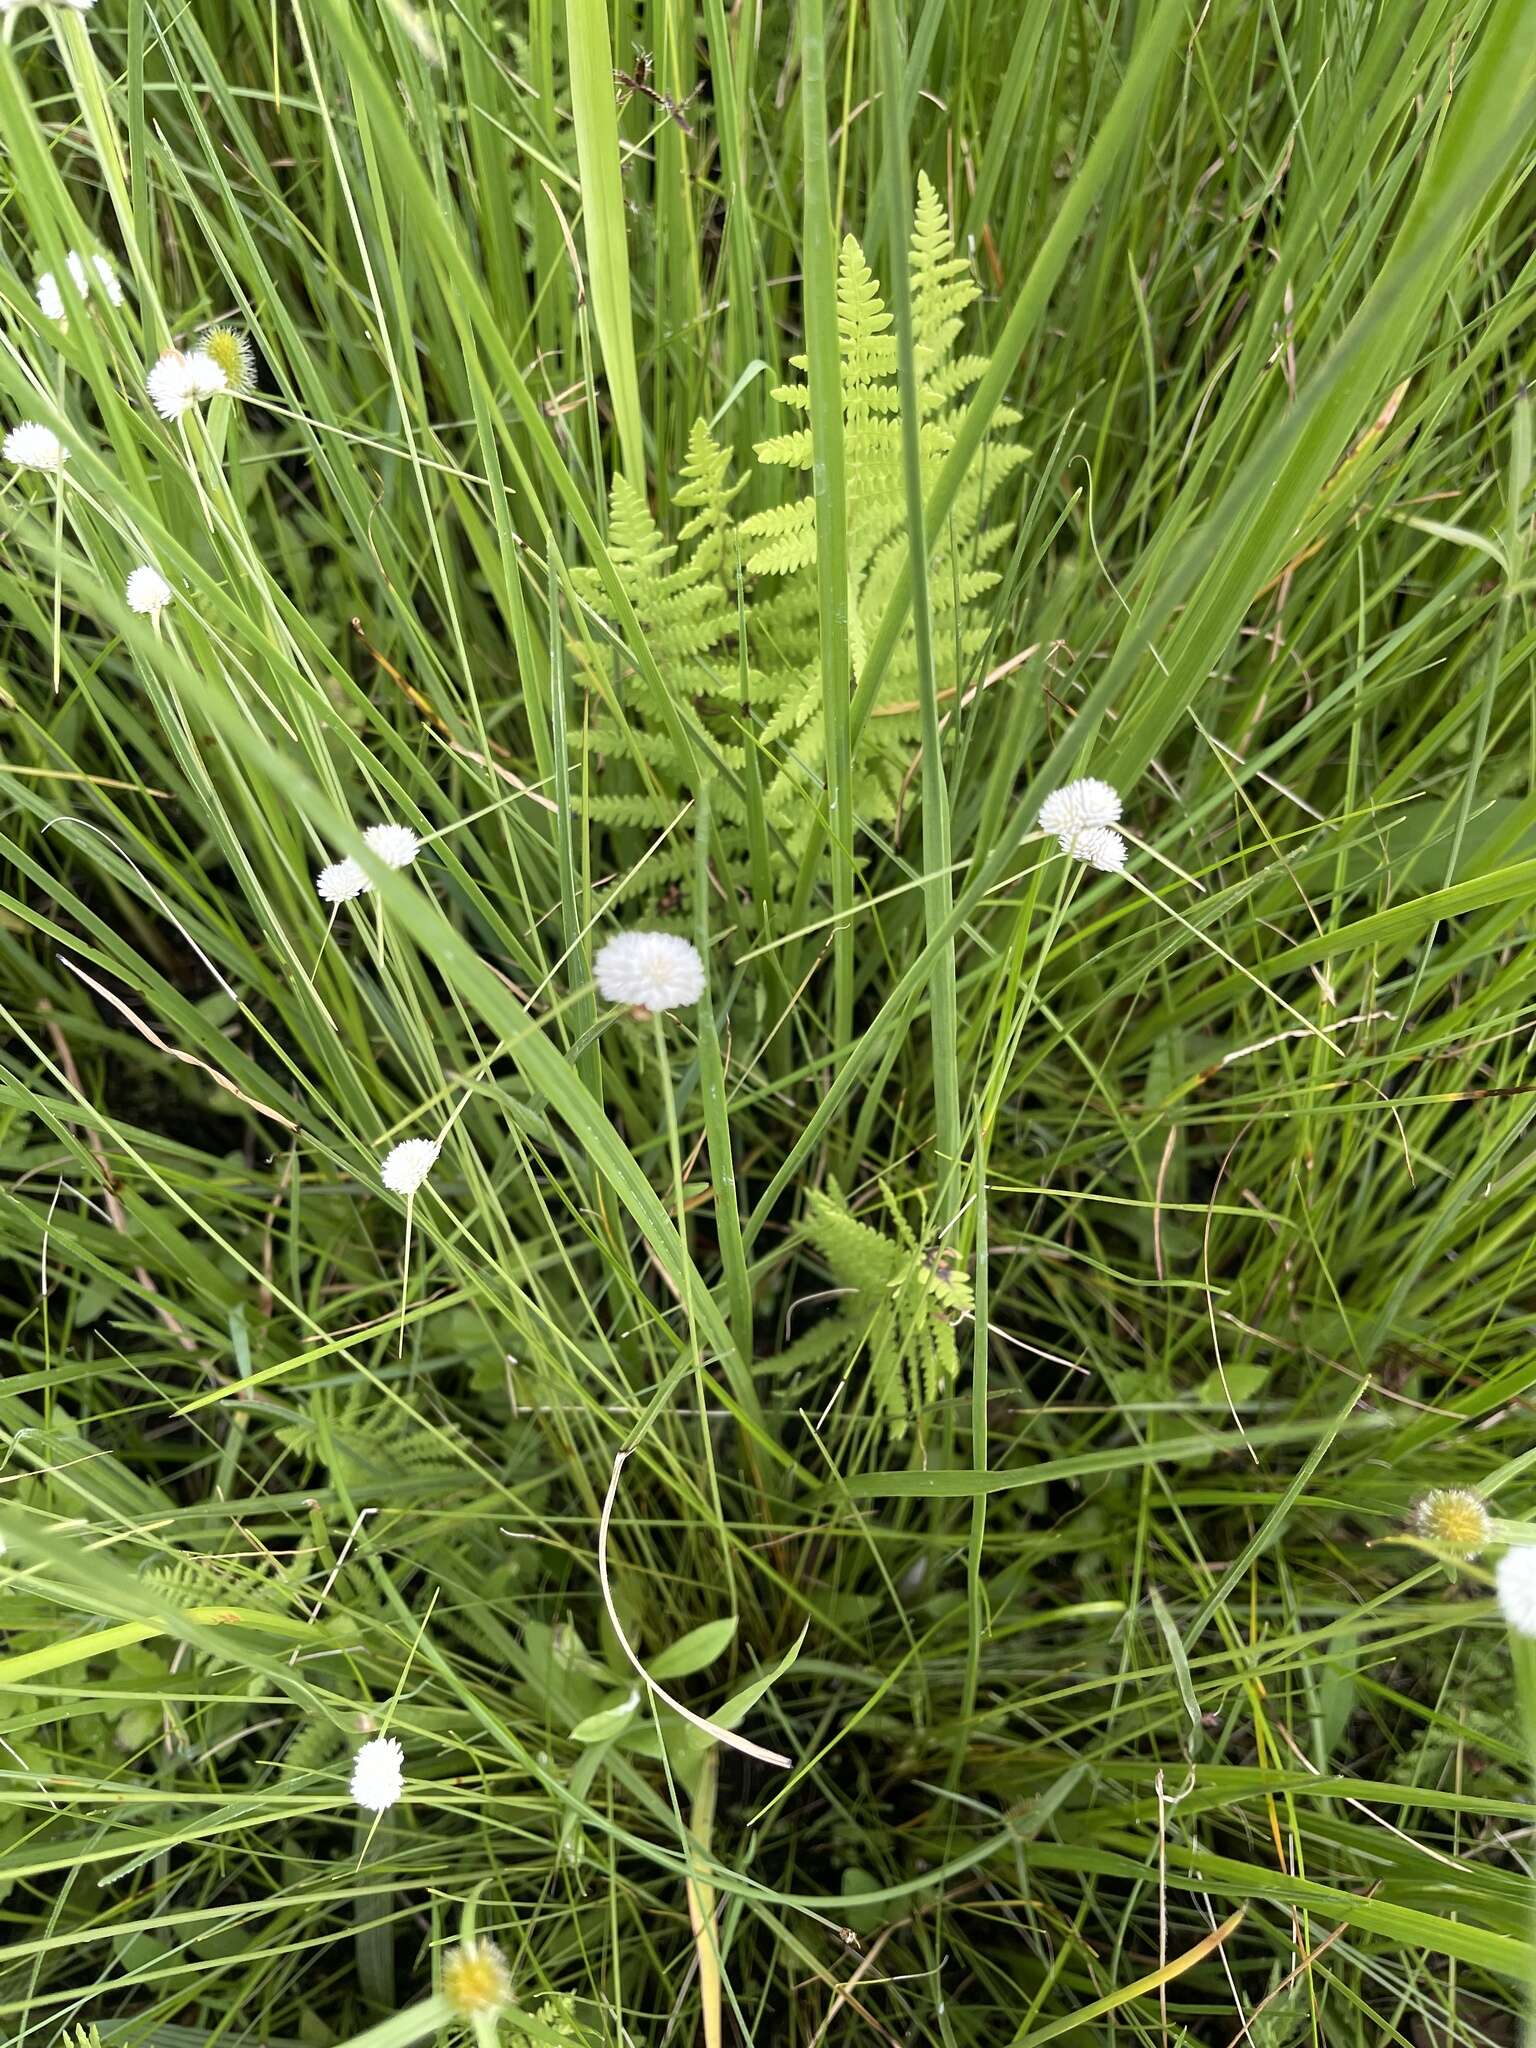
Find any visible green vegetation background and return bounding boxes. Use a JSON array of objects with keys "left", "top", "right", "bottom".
[{"left": 2, "top": 0, "right": 1536, "bottom": 2042}]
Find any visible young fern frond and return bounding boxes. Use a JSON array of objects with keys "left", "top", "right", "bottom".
[
  {"left": 572, "top": 174, "right": 1028, "bottom": 891},
  {"left": 275, "top": 1384, "right": 464, "bottom": 1491},
  {"left": 786, "top": 1181, "right": 974, "bottom": 1438}
]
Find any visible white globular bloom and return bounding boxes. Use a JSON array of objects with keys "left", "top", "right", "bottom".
[
  {"left": 316, "top": 857, "right": 371, "bottom": 905},
  {"left": 362, "top": 822, "right": 422, "bottom": 870},
  {"left": 1497, "top": 1546, "right": 1536, "bottom": 1639},
  {"left": 380, "top": 1137, "right": 441, "bottom": 1197},
  {"left": 349, "top": 1734, "right": 404, "bottom": 1812},
  {"left": 594, "top": 931, "right": 706, "bottom": 1015},
  {"left": 125, "top": 565, "right": 173, "bottom": 619},
  {"left": 145, "top": 349, "right": 227, "bottom": 422},
  {"left": 1037, "top": 776, "right": 1123, "bottom": 858},
  {"left": 35, "top": 272, "right": 66, "bottom": 322},
  {"left": 90, "top": 252, "right": 123, "bottom": 305},
  {"left": 1076, "top": 825, "right": 1128, "bottom": 875},
  {"left": 146, "top": 353, "right": 198, "bottom": 422},
  {"left": 185, "top": 351, "right": 229, "bottom": 401},
  {"left": 4, "top": 422, "right": 67, "bottom": 472}
]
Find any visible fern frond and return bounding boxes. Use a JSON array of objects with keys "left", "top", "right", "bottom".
[
  {"left": 740, "top": 498, "right": 817, "bottom": 577},
  {"left": 571, "top": 182, "right": 1027, "bottom": 906},
  {"left": 672, "top": 418, "right": 745, "bottom": 561},
  {"left": 281, "top": 1715, "right": 348, "bottom": 1778},
  {"left": 276, "top": 1385, "right": 465, "bottom": 1491},
  {"left": 798, "top": 1182, "right": 972, "bottom": 1437},
  {"left": 805, "top": 1184, "right": 904, "bottom": 1293},
  {"left": 581, "top": 794, "right": 682, "bottom": 828}
]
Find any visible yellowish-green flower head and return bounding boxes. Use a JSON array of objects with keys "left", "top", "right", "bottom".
[
  {"left": 443, "top": 1937, "right": 512, "bottom": 2018},
  {"left": 202, "top": 325, "right": 254, "bottom": 394},
  {"left": 1412, "top": 1488, "right": 1491, "bottom": 1557}
]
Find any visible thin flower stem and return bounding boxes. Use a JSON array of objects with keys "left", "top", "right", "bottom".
[{"left": 653, "top": 1011, "right": 737, "bottom": 1613}]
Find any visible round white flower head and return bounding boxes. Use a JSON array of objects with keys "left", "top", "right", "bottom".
[
  {"left": 1497, "top": 1545, "right": 1536, "bottom": 1638},
  {"left": 4, "top": 422, "right": 67, "bottom": 472},
  {"left": 443, "top": 1937, "right": 512, "bottom": 2019},
  {"left": 316, "top": 857, "right": 371, "bottom": 905},
  {"left": 146, "top": 349, "right": 227, "bottom": 421},
  {"left": 125, "top": 564, "right": 173, "bottom": 619},
  {"left": 1076, "top": 825, "right": 1127, "bottom": 875},
  {"left": 594, "top": 931, "right": 705, "bottom": 1015},
  {"left": 362, "top": 822, "right": 422, "bottom": 871},
  {"left": 146, "top": 352, "right": 199, "bottom": 422},
  {"left": 184, "top": 350, "right": 229, "bottom": 400},
  {"left": 91, "top": 253, "right": 124, "bottom": 306},
  {"left": 32, "top": 246, "right": 118, "bottom": 325},
  {"left": 349, "top": 1734, "right": 404, "bottom": 1812},
  {"left": 380, "top": 1137, "right": 440, "bottom": 1197},
  {"left": 1037, "top": 776, "right": 1123, "bottom": 857},
  {"left": 1412, "top": 1487, "right": 1492, "bottom": 1558}
]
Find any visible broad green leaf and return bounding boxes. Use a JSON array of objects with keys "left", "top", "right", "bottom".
[
  {"left": 648, "top": 1616, "right": 739, "bottom": 1682},
  {"left": 569, "top": 1690, "right": 642, "bottom": 1745}
]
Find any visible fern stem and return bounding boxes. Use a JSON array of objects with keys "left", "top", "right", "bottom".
[
  {"left": 874, "top": 0, "right": 961, "bottom": 1199},
  {"left": 797, "top": 0, "right": 855, "bottom": 1054}
]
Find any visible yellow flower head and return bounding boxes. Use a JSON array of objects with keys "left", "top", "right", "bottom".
[
  {"left": 443, "top": 1936, "right": 512, "bottom": 2018},
  {"left": 1412, "top": 1488, "right": 1491, "bottom": 1557}
]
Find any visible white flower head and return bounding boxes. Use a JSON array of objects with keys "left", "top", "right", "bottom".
[
  {"left": 145, "top": 348, "right": 227, "bottom": 422},
  {"left": 380, "top": 1137, "right": 440, "bottom": 1197},
  {"left": 594, "top": 930, "right": 705, "bottom": 1015},
  {"left": 1497, "top": 1545, "right": 1536, "bottom": 1638},
  {"left": 1076, "top": 825, "right": 1127, "bottom": 874},
  {"left": 316, "top": 857, "right": 370, "bottom": 905},
  {"left": 4, "top": 422, "right": 67, "bottom": 472},
  {"left": 1037, "top": 777, "right": 1123, "bottom": 858},
  {"left": 91, "top": 252, "right": 123, "bottom": 305},
  {"left": 349, "top": 1734, "right": 404, "bottom": 1812},
  {"left": 185, "top": 350, "right": 228, "bottom": 400},
  {"left": 125, "top": 564, "right": 173, "bottom": 619},
  {"left": 146, "top": 352, "right": 197, "bottom": 422},
  {"left": 362, "top": 822, "right": 422, "bottom": 871},
  {"left": 41, "top": 250, "right": 121, "bottom": 317}
]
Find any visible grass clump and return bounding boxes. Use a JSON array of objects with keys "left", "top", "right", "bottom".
[{"left": 3, "top": 1, "right": 1536, "bottom": 2044}]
